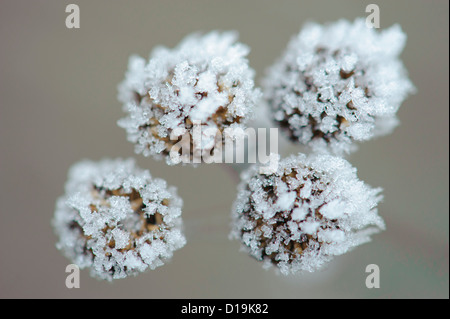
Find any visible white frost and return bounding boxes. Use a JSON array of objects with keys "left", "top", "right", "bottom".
[
  {"left": 263, "top": 18, "right": 415, "bottom": 155},
  {"left": 52, "top": 158, "right": 186, "bottom": 281},
  {"left": 230, "top": 153, "right": 385, "bottom": 274},
  {"left": 117, "top": 31, "right": 261, "bottom": 164}
]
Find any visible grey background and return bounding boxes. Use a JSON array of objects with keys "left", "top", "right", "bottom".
[{"left": 0, "top": 0, "right": 448, "bottom": 298}]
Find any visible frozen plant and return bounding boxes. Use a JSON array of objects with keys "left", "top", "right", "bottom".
[
  {"left": 54, "top": 17, "right": 415, "bottom": 281},
  {"left": 263, "top": 18, "right": 415, "bottom": 155},
  {"left": 52, "top": 158, "right": 186, "bottom": 281},
  {"left": 230, "top": 153, "right": 385, "bottom": 274},
  {"left": 118, "top": 31, "right": 261, "bottom": 165}
]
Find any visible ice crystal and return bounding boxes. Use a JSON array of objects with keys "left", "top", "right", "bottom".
[
  {"left": 230, "top": 153, "right": 385, "bottom": 274},
  {"left": 52, "top": 158, "right": 186, "bottom": 281},
  {"left": 118, "top": 31, "right": 261, "bottom": 165},
  {"left": 263, "top": 18, "right": 415, "bottom": 155}
]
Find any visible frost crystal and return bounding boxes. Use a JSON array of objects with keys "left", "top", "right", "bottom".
[
  {"left": 263, "top": 18, "right": 415, "bottom": 154},
  {"left": 118, "top": 31, "right": 261, "bottom": 165},
  {"left": 52, "top": 158, "right": 186, "bottom": 281},
  {"left": 230, "top": 153, "right": 385, "bottom": 274}
]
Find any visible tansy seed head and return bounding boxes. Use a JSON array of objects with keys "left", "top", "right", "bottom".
[
  {"left": 52, "top": 158, "right": 186, "bottom": 281},
  {"left": 118, "top": 31, "right": 261, "bottom": 165},
  {"left": 263, "top": 18, "right": 415, "bottom": 155},
  {"left": 230, "top": 153, "right": 385, "bottom": 274}
]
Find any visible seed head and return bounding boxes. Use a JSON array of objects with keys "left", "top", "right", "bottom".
[
  {"left": 263, "top": 18, "right": 415, "bottom": 154},
  {"left": 118, "top": 31, "right": 261, "bottom": 164},
  {"left": 230, "top": 153, "right": 385, "bottom": 274},
  {"left": 52, "top": 158, "right": 186, "bottom": 280}
]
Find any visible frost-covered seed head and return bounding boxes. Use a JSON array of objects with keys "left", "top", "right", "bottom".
[
  {"left": 263, "top": 18, "right": 415, "bottom": 155},
  {"left": 118, "top": 31, "right": 261, "bottom": 165},
  {"left": 230, "top": 153, "right": 385, "bottom": 274},
  {"left": 52, "top": 158, "right": 186, "bottom": 281}
]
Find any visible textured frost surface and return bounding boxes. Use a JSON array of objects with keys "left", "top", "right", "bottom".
[
  {"left": 263, "top": 18, "right": 415, "bottom": 155},
  {"left": 230, "top": 153, "right": 385, "bottom": 274},
  {"left": 118, "top": 31, "right": 261, "bottom": 164},
  {"left": 52, "top": 158, "right": 186, "bottom": 281}
]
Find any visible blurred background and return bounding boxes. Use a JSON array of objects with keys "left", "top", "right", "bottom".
[{"left": 0, "top": 0, "right": 448, "bottom": 298}]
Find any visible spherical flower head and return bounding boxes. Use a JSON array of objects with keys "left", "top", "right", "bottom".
[
  {"left": 52, "top": 158, "right": 186, "bottom": 281},
  {"left": 118, "top": 31, "right": 261, "bottom": 165},
  {"left": 263, "top": 18, "right": 415, "bottom": 155},
  {"left": 230, "top": 153, "right": 385, "bottom": 274}
]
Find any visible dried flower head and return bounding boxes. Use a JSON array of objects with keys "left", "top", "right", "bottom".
[
  {"left": 263, "top": 18, "right": 415, "bottom": 155},
  {"left": 118, "top": 31, "right": 261, "bottom": 165},
  {"left": 230, "top": 153, "right": 385, "bottom": 274},
  {"left": 52, "top": 158, "right": 186, "bottom": 281}
]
